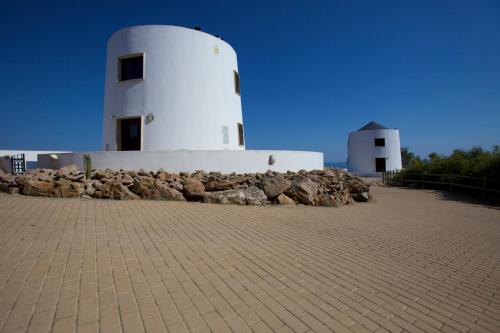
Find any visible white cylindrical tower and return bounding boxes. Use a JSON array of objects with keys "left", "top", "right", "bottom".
[
  {"left": 347, "top": 121, "right": 402, "bottom": 176},
  {"left": 102, "top": 25, "right": 245, "bottom": 151}
]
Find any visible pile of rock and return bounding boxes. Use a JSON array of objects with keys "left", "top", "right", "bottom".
[{"left": 0, "top": 166, "right": 372, "bottom": 206}]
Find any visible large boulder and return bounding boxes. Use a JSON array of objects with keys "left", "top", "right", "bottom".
[
  {"left": 19, "top": 179, "right": 58, "bottom": 197},
  {"left": 204, "top": 186, "right": 267, "bottom": 205},
  {"left": 276, "top": 193, "right": 295, "bottom": 205},
  {"left": 204, "top": 180, "right": 234, "bottom": 192},
  {"left": 285, "top": 178, "right": 318, "bottom": 205},
  {"left": 153, "top": 180, "right": 185, "bottom": 201},
  {"left": 55, "top": 179, "right": 83, "bottom": 198},
  {"left": 58, "top": 165, "right": 81, "bottom": 178},
  {"left": 130, "top": 176, "right": 156, "bottom": 198},
  {"left": 93, "top": 169, "right": 114, "bottom": 180},
  {"left": 169, "top": 181, "right": 183, "bottom": 192},
  {"left": 345, "top": 177, "right": 370, "bottom": 194},
  {"left": 94, "top": 181, "right": 139, "bottom": 200},
  {"left": 351, "top": 191, "right": 372, "bottom": 202},
  {"left": 109, "top": 182, "right": 139, "bottom": 200},
  {"left": 159, "top": 186, "right": 185, "bottom": 201},
  {"left": 258, "top": 175, "right": 290, "bottom": 199},
  {"left": 183, "top": 178, "right": 205, "bottom": 199},
  {"left": 317, "top": 194, "right": 342, "bottom": 207}
]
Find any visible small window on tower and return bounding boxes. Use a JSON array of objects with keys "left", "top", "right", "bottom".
[
  {"left": 118, "top": 54, "right": 144, "bottom": 81},
  {"left": 374, "top": 138, "right": 385, "bottom": 147},
  {"left": 222, "top": 126, "right": 229, "bottom": 144},
  {"left": 237, "top": 123, "right": 244, "bottom": 146},
  {"left": 234, "top": 70, "right": 240, "bottom": 95}
]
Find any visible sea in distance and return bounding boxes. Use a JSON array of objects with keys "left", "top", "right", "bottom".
[{"left": 324, "top": 161, "right": 347, "bottom": 169}]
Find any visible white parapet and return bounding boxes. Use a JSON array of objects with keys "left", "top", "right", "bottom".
[{"left": 38, "top": 150, "right": 324, "bottom": 173}]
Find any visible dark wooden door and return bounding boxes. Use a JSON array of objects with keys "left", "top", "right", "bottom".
[
  {"left": 120, "top": 118, "right": 141, "bottom": 151},
  {"left": 375, "top": 158, "right": 386, "bottom": 172}
]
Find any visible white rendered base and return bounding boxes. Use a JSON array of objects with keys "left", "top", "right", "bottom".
[
  {"left": 37, "top": 150, "right": 324, "bottom": 173},
  {"left": 349, "top": 172, "right": 383, "bottom": 177}
]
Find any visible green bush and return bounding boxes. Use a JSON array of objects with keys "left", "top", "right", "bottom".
[{"left": 402, "top": 145, "right": 500, "bottom": 179}]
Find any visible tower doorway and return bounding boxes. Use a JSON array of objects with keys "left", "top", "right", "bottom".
[
  {"left": 117, "top": 117, "right": 142, "bottom": 151},
  {"left": 375, "top": 158, "right": 386, "bottom": 172}
]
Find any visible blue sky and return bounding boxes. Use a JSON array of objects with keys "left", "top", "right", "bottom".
[{"left": 1, "top": 0, "right": 499, "bottom": 162}]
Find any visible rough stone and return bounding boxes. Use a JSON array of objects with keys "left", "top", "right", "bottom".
[
  {"left": 7, "top": 187, "right": 19, "bottom": 195},
  {"left": 276, "top": 193, "right": 295, "bottom": 205},
  {"left": 285, "top": 178, "right": 318, "bottom": 205},
  {"left": 183, "top": 178, "right": 205, "bottom": 199},
  {"left": 130, "top": 176, "right": 156, "bottom": 198},
  {"left": 205, "top": 180, "right": 234, "bottom": 192},
  {"left": 20, "top": 179, "right": 58, "bottom": 197},
  {"left": 55, "top": 179, "right": 83, "bottom": 198},
  {"left": 58, "top": 164, "right": 80, "bottom": 177},
  {"left": 204, "top": 186, "right": 267, "bottom": 205},
  {"left": 154, "top": 180, "right": 185, "bottom": 201},
  {"left": 94, "top": 169, "right": 114, "bottom": 180},
  {"left": 94, "top": 180, "right": 139, "bottom": 200},
  {"left": 258, "top": 175, "right": 290, "bottom": 199},
  {"left": 317, "top": 194, "right": 342, "bottom": 207},
  {"left": 352, "top": 191, "right": 372, "bottom": 202}
]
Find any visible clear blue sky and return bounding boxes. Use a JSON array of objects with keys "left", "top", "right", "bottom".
[{"left": 1, "top": 0, "right": 499, "bottom": 162}]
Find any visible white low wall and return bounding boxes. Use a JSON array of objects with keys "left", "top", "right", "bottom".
[
  {"left": 0, "top": 150, "right": 70, "bottom": 171},
  {"left": 38, "top": 150, "right": 324, "bottom": 173}
]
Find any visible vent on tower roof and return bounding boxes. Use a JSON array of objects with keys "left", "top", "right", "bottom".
[
  {"left": 194, "top": 26, "right": 202, "bottom": 31},
  {"left": 358, "top": 121, "right": 388, "bottom": 131}
]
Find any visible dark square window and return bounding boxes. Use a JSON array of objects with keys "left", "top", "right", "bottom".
[
  {"left": 374, "top": 138, "right": 385, "bottom": 147},
  {"left": 237, "top": 123, "right": 244, "bottom": 146},
  {"left": 119, "top": 54, "right": 143, "bottom": 81},
  {"left": 234, "top": 70, "right": 240, "bottom": 95}
]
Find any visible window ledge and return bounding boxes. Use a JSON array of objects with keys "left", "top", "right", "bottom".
[{"left": 117, "top": 78, "right": 144, "bottom": 84}]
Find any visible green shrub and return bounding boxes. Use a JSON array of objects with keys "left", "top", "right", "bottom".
[{"left": 401, "top": 145, "right": 500, "bottom": 179}]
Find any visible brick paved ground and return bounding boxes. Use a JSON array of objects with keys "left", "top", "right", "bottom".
[{"left": 0, "top": 185, "right": 499, "bottom": 333}]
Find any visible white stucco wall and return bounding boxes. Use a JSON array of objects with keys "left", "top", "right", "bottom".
[
  {"left": 347, "top": 129, "right": 402, "bottom": 176},
  {"left": 38, "top": 150, "right": 323, "bottom": 174},
  {"left": 103, "top": 25, "right": 244, "bottom": 151},
  {"left": 0, "top": 150, "right": 70, "bottom": 171}
]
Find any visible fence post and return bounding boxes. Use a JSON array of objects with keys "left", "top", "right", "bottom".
[
  {"left": 421, "top": 172, "right": 425, "bottom": 188},
  {"left": 449, "top": 175, "right": 453, "bottom": 192},
  {"left": 83, "top": 154, "right": 91, "bottom": 180},
  {"left": 482, "top": 176, "right": 487, "bottom": 201}
]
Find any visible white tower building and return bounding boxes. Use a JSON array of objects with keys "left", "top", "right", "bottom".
[
  {"left": 102, "top": 25, "right": 245, "bottom": 151},
  {"left": 37, "top": 25, "right": 324, "bottom": 172},
  {"left": 347, "top": 121, "right": 402, "bottom": 176}
]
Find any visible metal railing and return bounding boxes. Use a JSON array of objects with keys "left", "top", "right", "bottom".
[
  {"left": 10, "top": 154, "right": 26, "bottom": 174},
  {"left": 383, "top": 170, "right": 500, "bottom": 200}
]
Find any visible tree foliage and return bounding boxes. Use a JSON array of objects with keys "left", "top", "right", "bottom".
[
  {"left": 402, "top": 145, "right": 500, "bottom": 179},
  {"left": 400, "top": 147, "right": 420, "bottom": 167}
]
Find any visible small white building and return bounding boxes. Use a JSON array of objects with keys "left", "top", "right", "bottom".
[{"left": 347, "top": 121, "right": 402, "bottom": 176}]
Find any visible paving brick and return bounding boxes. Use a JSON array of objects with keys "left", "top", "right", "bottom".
[
  {"left": 3, "top": 303, "right": 34, "bottom": 330},
  {"left": 27, "top": 309, "right": 54, "bottom": 333},
  {"left": 55, "top": 296, "right": 77, "bottom": 319},
  {"left": 202, "top": 311, "right": 231, "bottom": 333},
  {"left": 121, "top": 310, "right": 145, "bottom": 333},
  {"left": 144, "top": 315, "right": 168, "bottom": 333},
  {"left": 52, "top": 317, "right": 75, "bottom": 333},
  {"left": 77, "top": 321, "right": 99, "bottom": 333}
]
